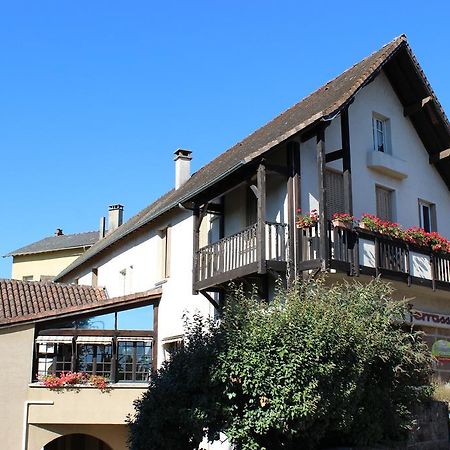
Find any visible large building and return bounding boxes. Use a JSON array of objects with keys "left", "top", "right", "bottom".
[{"left": 1, "top": 35, "right": 450, "bottom": 449}]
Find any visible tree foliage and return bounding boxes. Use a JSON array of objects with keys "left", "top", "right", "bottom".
[{"left": 128, "top": 279, "right": 433, "bottom": 450}]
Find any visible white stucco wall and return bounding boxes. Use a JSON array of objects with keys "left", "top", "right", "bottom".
[
  {"left": 298, "top": 70, "right": 450, "bottom": 239},
  {"left": 349, "top": 71, "right": 450, "bottom": 235}
]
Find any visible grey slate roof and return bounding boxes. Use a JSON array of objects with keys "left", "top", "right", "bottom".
[
  {"left": 5, "top": 231, "right": 99, "bottom": 257},
  {"left": 55, "top": 35, "right": 450, "bottom": 281}
]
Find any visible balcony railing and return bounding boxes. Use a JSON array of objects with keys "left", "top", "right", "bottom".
[
  {"left": 300, "top": 222, "right": 450, "bottom": 288},
  {"left": 194, "top": 222, "right": 288, "bottom": 290}
]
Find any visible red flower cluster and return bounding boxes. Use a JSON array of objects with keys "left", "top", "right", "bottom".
[
  {"left": 359, "top": 214, "right": 403, "bottom": 238},
  {"left": 38, "top": 372, "right": 110, "bottom": 391},
  {"left": 296, "top": 209, "right": 319, "bottom": 229},
  {"left": 332, "top": 213, "right": 355, "bottom": 223},
  {"left": 359, "top": 215, "right": 450, "bottom": 253}
]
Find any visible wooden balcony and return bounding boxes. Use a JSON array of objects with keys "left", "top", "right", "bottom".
[
  {"left": 194, "top": 222, "right": 288, "bottom": 291},
  {"left": 300, "top": 223, "right": 450, "bottom": 290}
]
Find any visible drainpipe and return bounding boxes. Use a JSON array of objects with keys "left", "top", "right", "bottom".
[{"left": 22, "top": 400, "right": 54, "bottom": 450}]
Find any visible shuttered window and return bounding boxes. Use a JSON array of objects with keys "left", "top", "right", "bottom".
[
  {"left": 325, "top": 169, "right": 344, "bottom": 219},
  {"left": 376, "top": 186, "right": 393, "bottom": 221}
]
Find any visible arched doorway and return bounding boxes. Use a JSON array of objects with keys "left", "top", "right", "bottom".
[{"left": 44, "top": 433, "right": 113, "bottom": 450}]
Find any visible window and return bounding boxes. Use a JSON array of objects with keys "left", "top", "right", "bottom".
[
  {"left": 162, "top": 335, "right": 184, "bottom": 361},
  {"left": 35, "top": 303, "right": 155, "bottom": 383},
  {"left": 376, "top": 185, "right": 394, "bottom": 221},
  {"left": 39, "top": 275, "right": 53, "bottom": 282},
  {"left": 159, "top": 227, "right": 171, "bottom": 278},
  {"left": 117, "top": 339, "right": 152, "bottom": 382},
  {"left": 325, "top": 169, "right": 344, "bottom": 219},
  {"left": 22, "top": 275, "right": 33, "bottom": 281},
  {"left": 419, "top": 199, "right": 436, "bottom": 232},
  {"left": 77, "top": 338, "right": 113, "bottom": 377},
  {"left": 92, "top": 268, "right": 98, "bottom": 287},
  {"left": 36, "top": 336, "right": 73, "bottom": 377},
  {"left": 373, "top": 114, "right": 390, "bottom": 153}
]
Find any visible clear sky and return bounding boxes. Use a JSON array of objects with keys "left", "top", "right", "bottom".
[{"left": 1, "top": 1, "right": 449, "bottom": 278}]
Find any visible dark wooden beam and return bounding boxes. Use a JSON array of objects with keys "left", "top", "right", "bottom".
[
  {"left": 200, "top": 290, "right": 220, "bottom": 311},
  {"left": 341, "top": 107, "right": 353, "bottom": 215},
  {"left": 264, "top": 163, "right": 289, "bottom": 176},
  {"left": 152, "top": 301, "right": 159, "bottom": 371},
  {"left": 205, "top": 203, "right": 224, "bottom": 215},
  {"left": 257, "top": 164, "right": 267, "bottom": 274},
  {"left": 429, "top": 148, "right": 450, "bottom": 164},
  {"left": 325, "top": 149, "right": 344, "bottom": 163},
  {"left": 192, "top": 204, "right": 200, "bottom": 294},
  {"left": 287, "top": 141, "right": 301, "bottom": 283},
  {"left": 403, "top": 96, "right": 433, "bottom": 117},
  {"left": 317, "top": 125, "right": 329, "bottom": 270}
]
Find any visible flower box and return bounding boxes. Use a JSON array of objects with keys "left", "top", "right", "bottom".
[{"left": 332, "top": 219, "right": 352, "bottom": 229}]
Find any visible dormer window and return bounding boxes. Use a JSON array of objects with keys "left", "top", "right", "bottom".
[{"left": 373, "top": 114, "right": 390, "bottom": 153}]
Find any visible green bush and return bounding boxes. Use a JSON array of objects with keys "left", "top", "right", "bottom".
[{"left": 128, "top": 279, "right": 433, "bottom": 450}]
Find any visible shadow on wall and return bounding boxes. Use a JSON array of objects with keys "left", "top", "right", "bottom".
[{"left": 44, "top": 433, "right": 112, "bottom": 450}]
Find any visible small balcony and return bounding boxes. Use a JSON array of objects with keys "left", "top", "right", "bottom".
[
  {"left": 194, "top": 222, "right": 289, "bottom": 291},
  {"left": 300, "top": 223, "right": 450, "bottom": 289}
]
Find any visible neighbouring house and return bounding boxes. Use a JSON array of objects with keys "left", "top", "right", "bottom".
[
  {"left": 4, "top": 205, "right": 124, "bottom": 282},
  {"left": 2, "top": 34, "right": 450, "bottom": 449}
]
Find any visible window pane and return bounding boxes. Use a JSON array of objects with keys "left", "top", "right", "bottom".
[
  {"left": 75, "top": 313, "right": 116, "bottom": 330},
  {"left": 117, "top": 341, "right": 152, "bottom": 382},
  {"left": 95, "top": 345, "right": 112, "bottom": 378},
  {"left": 117, "top": 305, "right": 153, "bottom": 331},
  {"left": 422, "top": 205, "right": 431, "bottom": 232},
  {"left": 77, "top": 345, "right": 94, "bottom": 374},
  {"left": 37, "top": 343, "right": 72, "bottom": 377}
]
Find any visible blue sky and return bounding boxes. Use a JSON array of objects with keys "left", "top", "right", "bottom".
[{"left": 1, "top": 1, "right": 450, "bottom": 278}]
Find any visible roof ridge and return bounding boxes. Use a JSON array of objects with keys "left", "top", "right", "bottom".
[{"left": 190, "top": 36, "right": 406, "bottom": 178}]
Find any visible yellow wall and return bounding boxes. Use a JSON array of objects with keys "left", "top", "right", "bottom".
[
  {"left": 0, "top": 324, "right": 148, "bottom": 449},
  {"left": 0, "top": 324, "right": 35, "bottom": 450},
  {"left": 11, "top": 248, "right": 87, "bottom": 281}
]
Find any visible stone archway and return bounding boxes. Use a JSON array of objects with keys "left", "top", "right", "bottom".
[{"left": 44, "top": 433, "right": 113, "bottom": 450}]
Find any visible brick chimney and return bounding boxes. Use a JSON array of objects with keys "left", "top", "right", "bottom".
[
  {"left": 174, "top": 149, "right": 192, "bottom": 189},
  {"left": 108, "top": 204, "right": 124, "bottom": 233}
]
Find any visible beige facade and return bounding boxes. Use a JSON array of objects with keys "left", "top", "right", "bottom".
[
  {"left": 11, "top": 249, "right": 86, "bottom": 282},
  {"left": 0, "top": 323, "right": 148, "bottom": 450}
]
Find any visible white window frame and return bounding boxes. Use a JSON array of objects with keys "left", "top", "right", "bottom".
[
  {"left": 373, "top": 113, "right": 391, "bottom": 154},
  {"left": 418, "top": 199, "right": 436, "bottom": 232}
]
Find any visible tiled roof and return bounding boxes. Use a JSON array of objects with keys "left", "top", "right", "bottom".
[
  {"left": 5, "top": 231, "right": 99, "bottom": 257},
  {"left": 55, "top": 35, "right": 450, "bottom": 281},
  {"left": 0, "top": 278, "right": 162, "bottom": 327}
]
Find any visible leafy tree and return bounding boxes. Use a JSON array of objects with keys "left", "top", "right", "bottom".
[{"left": 128, "top": 279, "right": 433, "bottom": 450}]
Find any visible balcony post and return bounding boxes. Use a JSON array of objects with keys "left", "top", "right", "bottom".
[
  {"left": 341, "top": 106, "right": 353, "bottom": 215},
  {"left": 192, "top": 204, "right": 200, "bottom": 294},
  {"left": 152, "top": 301, "right": 159, "bottom": 372},
  {"left": 287, "top": 141, "right": 301, "bottom": 282},
  {"left": 317, "top": 124, "right": 329, "bottom": 269},
  {"left": 257, "top": 163, "right": 267, "bottom": 274}
]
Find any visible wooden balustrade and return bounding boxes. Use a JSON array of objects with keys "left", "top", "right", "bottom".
[
  {"left": 194, "top": 222, "right": 288, "bottom": 288},
  {"left": 299, "top": 222, "right": 450, "bottom": 289}
]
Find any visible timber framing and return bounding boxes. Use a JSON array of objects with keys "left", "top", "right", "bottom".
[
  {"left": 430, "top": 148, "right": 450, "bottom": 164},
  {"left": 403, "top": 96, "right": 433, "bottom": 117},
  {"left": 317, "top": 124, "right": 329, "bottom": 270}
]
